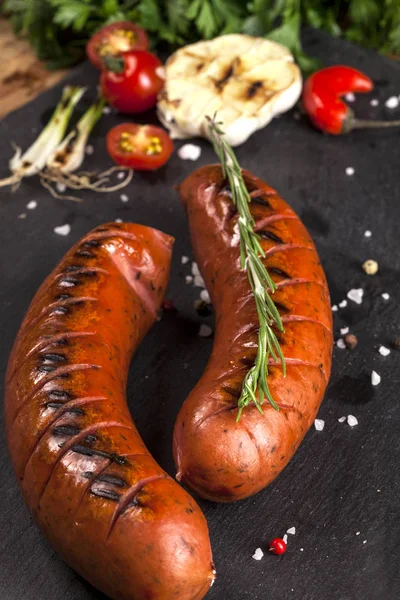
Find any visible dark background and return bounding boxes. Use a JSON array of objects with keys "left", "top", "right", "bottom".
[{"left": 1, "top": 30, "right": 399, "bottom": 600}]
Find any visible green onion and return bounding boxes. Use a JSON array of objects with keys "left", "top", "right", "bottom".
[
  {"left": 46, "top": 96, "right": 105, "bottom": 174},
  {"left": 0, "top": 85, "right": 85, "bottom": 188}
]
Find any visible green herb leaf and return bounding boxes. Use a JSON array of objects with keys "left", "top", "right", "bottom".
[
  {"left": 196, "top": 1, "right": 219, "bottom": 39},
  {"left": 101, "top": 0, "right": 120, "bottom": 18},
  {"left": 3, "top": 1, "right": 400, "bottom": 70},
  {"left": 186, "top": 0, "right": 202, "bottom": 20},
  {"left": 242, "top": 15, "right": 266, "bottom": 37},
  {"left": 207, "top": 116, "right": 286, "bottom": 420},
  {"left": 52, "top": 0, "right": 94, "bottom": 32}
]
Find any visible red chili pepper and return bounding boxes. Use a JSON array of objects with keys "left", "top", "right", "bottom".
[
  {"left": 269, "top": 537, "right": 287, "bottom": 555},
  {"left": 302, "top": 65, "right": 400, "bottom": 134}
]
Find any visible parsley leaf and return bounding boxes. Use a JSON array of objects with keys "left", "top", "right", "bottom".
[{"left": 2, "top": 0, "right": 400, "bottom": 70}]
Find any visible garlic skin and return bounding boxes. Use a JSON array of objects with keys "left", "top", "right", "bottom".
[{"left": 157, "top": 34, "right": 302, "bottom": 147}]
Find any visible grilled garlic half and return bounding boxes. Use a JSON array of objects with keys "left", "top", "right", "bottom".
[{"left": 157, "top": 34, "right": 302, "bottom": 147}]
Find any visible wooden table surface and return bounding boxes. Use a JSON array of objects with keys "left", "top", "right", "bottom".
[{"left": 0, "top": 18, "right": 67, "bottom": 119}]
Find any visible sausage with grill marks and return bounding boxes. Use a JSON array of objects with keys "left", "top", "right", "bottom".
[
  {"left": 5, "top": 222, "right": 215, "bottom": 600},
  {"left": 173, "top": 166, "right": 333, "bottom": 502}
]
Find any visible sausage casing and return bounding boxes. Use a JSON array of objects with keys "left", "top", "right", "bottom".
[
  {"left": 6, "top": 222, "right": 215, "bottom": 600},
  {"left": 173, "top": 166, "right": 333, "bottom": 502}
]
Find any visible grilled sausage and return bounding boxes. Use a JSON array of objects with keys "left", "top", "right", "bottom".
[
  {"left": 173, "top": 166, "right": 333, "bottom": 502},
  {"left": 5, "top": 222, "right": 215, "bottom": 600}
]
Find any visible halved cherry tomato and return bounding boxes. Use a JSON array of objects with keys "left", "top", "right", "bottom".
[
  {"left": 87, "top": 21, "right": 148, "bottom": 70},
  {"left": 107, "top": 123, "right": 173, "bottom": 171},
  {"left": 100, "top": 50, "right": 163, "bottom": 113}
]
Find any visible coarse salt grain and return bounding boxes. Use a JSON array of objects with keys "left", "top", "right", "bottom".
[
  {"left": 283, "top": 534, "right": 288, "bottom": 544},
  {"left": 381, "top": 293, "right": 390, "bottom": 300},
  {"left": 191, "top": 264, "right": 205, "bottom": 287},
  {"left": 117, "top": 171, "right": 125, "bottom": 180},
  {"left": 27, "top": 200, "right": 37, "bottom": 210},
  {"left": 370, "top": 99, "right": 379, "bottom": 107},
  {"left": 199, "top": 324, "right": 212, "bottom": 338},
  {"left": 314, "top": 419, "right": 325, "bottom": 431},
  {"left": 185, "top": 275, "right": 193, "bottom": 284},
  {"left": 345, "top": 92, "right": 355, "bottom": 102},
  {"left": 371, "top": 371, "right": 381, "bottom": 386},
  {"left": 339, "top": 300, "right": 347, "bottom": 308},
  {"left": 56, "top": 182, "right": 67, "bottom": 193},
  {"left": 356, "top": 531, "right": 361, "bottom": 536},
  {"left": 300, "top": 548, "right": 304, "bottom": 552},
  {"left": 338, "top": 416, "right": 346, "bottom": 423},
  {"left": 340, "top": 327, "right": 349, "bottom": 335},
  {"left": 18, "top": 213, "right": 27, "bottom": 219},
  {"left": 177, "top": 144, "right": 202, "bottom": 161},
  {"left": 345, "top": 167, "right": 355, "bottom": 176},
  {"left": 252, "top": 548, "right": 264, "bottom": 561},
  {"left": 287, "top": 527, "right": 296, "bottom": 535},
  {"left": 385, "top": 96, "right": 399, "bottom": 109},
  {"left": 200, "top": 289, "right": 211, "bottom": 304},
  {"left": 364, "top": 230, "right": 372, "bottom": 237},
  {"left": 347, "top": 415, "right": 358, "bottom": 427},
  {"left": 194, "top": 274, "right": 205, "bottom": 287},
  {"left": 332, "top": 305, "right": 338, "bottom": 312},
  {"left": 115, "top": 218, "right": 123, "bottom": 223},
  {"left": 120, "top": 194, "right": 129, "bottom": 202},
  {"left": 103, "top": 106, "right": 112, "bottom": 114},
  {"left": 363, "top": 540, "right": 367, "bottom": 544},
  {"left": 181, "top": 255, "right": 189, "bottom": 264},
  {"left": 54, "top": 224, "right": 71, "bottom": 236},
  {"left": 337, "top": 338, "right": 346, "bottom": 349},
  {"left": 85, "top": 144, "right": 94, "bottom": 155},
  {"left": 379, "top": 346, "right": 390, "bottom": 356},
  {"left": 347, "top": 288, "right": 364, "bottom": 304}
]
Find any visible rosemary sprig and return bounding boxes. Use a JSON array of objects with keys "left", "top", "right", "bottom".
[{"left": 206, "top": 116, "right": 286, "bottom": 421}]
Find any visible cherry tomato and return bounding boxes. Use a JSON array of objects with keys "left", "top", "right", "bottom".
[
  {"left": 107, "top": 123, "right": 174, "bottom": 171},
  {"left": 269, "top": 538, "right": 287, "bottom": 555},
  {"left": 86, "top": 21, "right": 148, "bottom": 70},
  {"left": 100, "top": 50, "right": 163, "bottom": 114}
]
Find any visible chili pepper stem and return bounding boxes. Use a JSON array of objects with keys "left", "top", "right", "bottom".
[
  {"left": 343, "top": 107, "right": 400, "bottom": 133},
  {"left": 350, "top": 118, "right": 400, "bottom": 130}
]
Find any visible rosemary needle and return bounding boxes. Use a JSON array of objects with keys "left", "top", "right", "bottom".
[{"left": 207, "top": 116, "right": 286, "bottom": 421}]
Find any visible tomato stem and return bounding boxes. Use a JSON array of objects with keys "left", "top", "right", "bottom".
[{"left": 103, "top": 54, "right": 125, "bottom": 74}]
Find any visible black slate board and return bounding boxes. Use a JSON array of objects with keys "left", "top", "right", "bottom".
[{"left": 1, "top": 30, "right": 400, "bottom": 600}]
